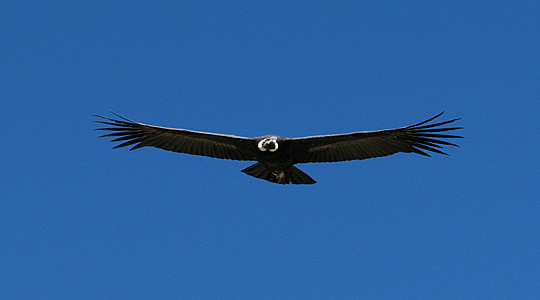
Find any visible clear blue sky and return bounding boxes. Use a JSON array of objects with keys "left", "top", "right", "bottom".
[{"left": 2, "top": 1, "right": 539, "bottom": 299}]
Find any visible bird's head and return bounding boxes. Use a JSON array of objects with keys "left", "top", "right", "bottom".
[{"left": 258, "top": 136, "right": 279, "bottom": 152}]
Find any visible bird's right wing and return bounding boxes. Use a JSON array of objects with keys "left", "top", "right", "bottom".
[
  {"left": 95, "top": 112, "right": 257, "bottom": 161},
  {"left": 289, "top": 112, "right": 463, "bottom": 163}
]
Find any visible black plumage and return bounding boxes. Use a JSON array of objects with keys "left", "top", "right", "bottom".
[{"left": 95, "top": 112, "right": 462, "bottom": 184}]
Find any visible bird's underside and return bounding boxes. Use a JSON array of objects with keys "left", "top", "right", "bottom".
[{"left": 95, "top": 111, "right": 462, "bottom": 184}]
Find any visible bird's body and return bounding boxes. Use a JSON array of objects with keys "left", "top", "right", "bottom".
[
  {"left": 242, "top": 135, "right": 315, "bottom": 184},
  {"left": 95, "top": 112, "right": 462, "bottom": 184}
]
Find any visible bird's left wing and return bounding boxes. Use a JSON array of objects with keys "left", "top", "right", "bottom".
[
  {"left": 289, "top": 112, "right": 463, "bottom": 163},
  {"left": 95, "top": 112, "right": 257, "bottom": 161}
]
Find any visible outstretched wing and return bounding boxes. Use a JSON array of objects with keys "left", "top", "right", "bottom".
[
  {"left": 290, "top": 112, "right": 463, "bottom": 163},
  {"left": 95, "top": 112, "right": 257, "bottom": 161}
]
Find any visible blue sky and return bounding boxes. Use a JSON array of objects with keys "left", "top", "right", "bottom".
[{"left": 2, "top": 1, "right": 539, "bottom": 299}]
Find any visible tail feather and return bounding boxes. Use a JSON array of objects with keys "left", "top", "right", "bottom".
[
  {"left": 241, "top": 163, "right": 275, "bottom": 183},
  {"left": 289, "top": 166, "right": 317, "bottom": 184},
  {"left": 241, "top": 163, "right": 316, "bottom": 185}
]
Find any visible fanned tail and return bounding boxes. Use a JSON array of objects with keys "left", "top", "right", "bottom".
[{"left": 241, "top": 163, "right": 316, "bottom": 185}]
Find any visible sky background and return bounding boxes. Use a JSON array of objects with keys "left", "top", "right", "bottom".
[{"left": 2, "top": 1, "right": 539, "bottom": 299}]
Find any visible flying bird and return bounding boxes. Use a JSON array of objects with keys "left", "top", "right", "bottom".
[{"left": 95, "top": 112, "right": 462, "bottom": 184}]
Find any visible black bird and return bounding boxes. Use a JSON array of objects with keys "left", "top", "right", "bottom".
[{"left": 95, "top": 112, "right": 462, "bottom": 184}]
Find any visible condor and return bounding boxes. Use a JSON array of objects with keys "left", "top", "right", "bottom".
[{"left": 95, "top": 112, "right": 462, "bottom": 184}]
